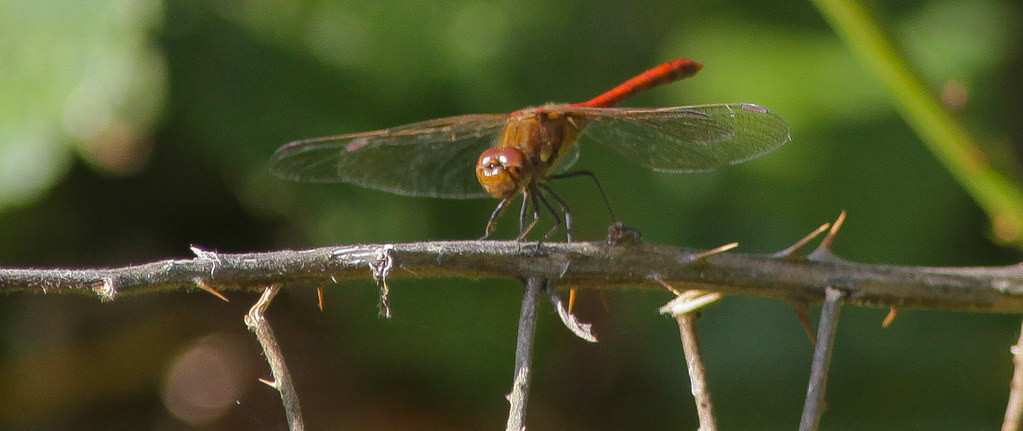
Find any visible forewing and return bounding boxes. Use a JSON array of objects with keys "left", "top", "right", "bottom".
[
  {"left": 562, "top": 104, "right": 791, "bottom": 172},
  {"left": 270, "top": 114, "right": 510, "bottom": 198}
]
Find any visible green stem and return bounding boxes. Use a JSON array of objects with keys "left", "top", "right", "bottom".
[{"left": 810, "top": 0, "right": 1023, "bottom": 246}]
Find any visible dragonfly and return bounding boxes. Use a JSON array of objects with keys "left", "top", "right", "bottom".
[{"left": 270, "top": 59, "right": 791, "bottom": 241}]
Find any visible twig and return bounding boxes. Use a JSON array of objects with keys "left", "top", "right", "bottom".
[
  {"left": 1003, "top": 319, "right": 1023, "bottom": 431},
  {"left": 660, "top": 289, "right": 722, "bottom": 431},
  {"left": 799, "top": 286, "right": 845, "bottom": 431},
  {"left": 1, "top": 240, "right": 1023, "bottom": 312},
  {"left": 676, "top": 313, "right": 716, "bottom": 431},
  {"left": 506, "top": 277, "right": 544, "bottom": 431},
  {"left": 244, "top": 284, "right": 304, "bottom": 431}
]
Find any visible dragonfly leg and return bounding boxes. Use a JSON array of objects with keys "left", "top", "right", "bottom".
[
  {"left": 482, "top": 197, "right": 514, "bottom": 240},
  {"left": 517, "top": 190, "right": 542, "bottom": 241},
  {"left": 518, "top": 192, "right": 531, "bottom": 237},
  {"left": 533, "top": 188, "right": 567, "bottom": 244},
  {"left": 546, "top": 170, "right": 617, "bottom": 224},
  {"left": 538, "top": 183, "right": 572, "bottom": 242}
]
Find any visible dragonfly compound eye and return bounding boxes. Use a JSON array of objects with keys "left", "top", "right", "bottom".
[{"left": 476, "top": 147, "right": 525, "bottom": 199}]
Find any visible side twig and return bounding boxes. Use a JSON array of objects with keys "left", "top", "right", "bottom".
[
  {"left": 676, "top": 313, "right": 716, "bottom": 431},
  {"left": 506, "top": 277, "right": 545, "bottom": 431},
  {"left": 799, "top": 286, "right": 846, "bottom": 431},
  {"left": 1003, "top": 318, "right": 1023, "bottom": 431},
  {"left": 660, "top": 289, "right": 723, "bottom": 431},
  {"left": 244, "top": 284, "right": 304, "bottom": 431}
]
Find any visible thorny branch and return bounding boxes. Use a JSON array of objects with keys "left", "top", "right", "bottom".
[
  {"left": 1, "top": 240, "right": 1022, "bottom": 313},
  {"left": 244, "top": 284, "right": 304, "bottom": 431},
  {"left": 4, "top": 215, "right": 1023, "bottom": 429}
]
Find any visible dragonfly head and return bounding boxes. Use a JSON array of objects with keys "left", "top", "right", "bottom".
[{"left": 476, "top": 147, "right": 525, "bottom": 199}]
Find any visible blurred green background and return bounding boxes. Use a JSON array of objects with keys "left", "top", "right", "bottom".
[{"left": 0, "top": 0, "right": 1021, "bottom": 429}]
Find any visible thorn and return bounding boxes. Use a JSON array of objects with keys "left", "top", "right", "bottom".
[
  {"left": 822, "top": 211, "right": 847, "bottom": 247},
  {"left": 258, "top": 377, "right": 279, "bottom": 389},
  {"left": 568, "top": 287, "right": 577, "bottom": 313},
  {"left": 791, "top": 301, "right": 817, "bottom": 346},
  {"left": 317, "top": 287, "right": 325, "bottom": 311},
  {"left": 653, "top": 275, "right": 683, "bottom": 296},
  {"left": 598, "top": 290, "right": 611, "bottom": 313},
  {"left": 189, "top": 244, "right": 211, "bottom": 258},
  {"left": 775, "top": 222, "right": 831, "bottom": 258},
  {"left": 809, "top": 211, "right": 846, "bottom": 258},
  {"left": 194, "top": 277, "right": 229, "bottom": 302},
  {"left": 882, "top": 306, "right": 898, "bottom": 328},
  {"left": 556, "top": 259, "right": 571, "bottom": 278},
  {"left": 690, "top": 242, "right": 738, "bottom": 262}
]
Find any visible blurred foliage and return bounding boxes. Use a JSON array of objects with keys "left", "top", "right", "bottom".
[
  {"left": 0, "top": 0, "right": 1021, "bottom": 429},
  {"left": 0, "top": 0, "right": 165, "bottom": 209}
]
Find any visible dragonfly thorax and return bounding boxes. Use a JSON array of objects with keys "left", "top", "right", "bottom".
[{"left": 504, "top": 108, "right": 581, "bottom": 167}]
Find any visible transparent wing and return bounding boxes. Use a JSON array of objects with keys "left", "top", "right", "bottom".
[
  {"left": 549, "top": 137, "right": 580, "bottom": 174},
  {"left": 270, "top": 114, "right": 511, "bottom": 198},
  {"left": 554, "top": 103, "right": 791, "bottom": 173}
]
